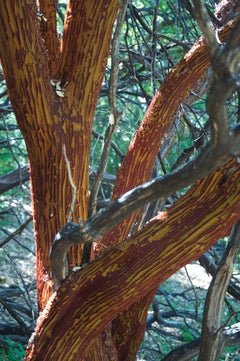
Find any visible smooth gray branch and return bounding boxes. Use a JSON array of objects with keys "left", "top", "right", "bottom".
[
  {"left": 192, "top": 0, "right": 220, "bottom": 59},
  {"left": 198, "top": 221, "right": 240, "bottom": 361},
  {"left": 192, "top": 1, "right": 240, "bottom": 145}
]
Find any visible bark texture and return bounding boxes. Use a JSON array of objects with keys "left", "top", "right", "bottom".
[
  {"left": 0, "top": 0, "right": 119, "bottom": 310},
  {"left": 26, "top": 159, "right": 240, "bottom": 361}
]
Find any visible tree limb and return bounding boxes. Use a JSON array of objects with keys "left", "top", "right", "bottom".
[
  {"left": 27, "top": 161, "right": 240, "bottom": 360},
  {"left": 198, "top": 221, "right": 240, "bottom": 361},
  {"left": 50, "top": 9, "right": 240, "bottom": 288},
  {"left": 50, "top": 121, "right": 240, "bottom": 288},
  {"left": 89, "top": 0, "right": 129, "bottom": 217}
]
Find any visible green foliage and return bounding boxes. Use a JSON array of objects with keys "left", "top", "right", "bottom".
[
  {"left": 181, "top": 325, "right": 196, "bottom": 343},
  {"left": 0, "top": 338, "right": 25, "bottom": 361},
  {"left": 0, "top": 116, "right": 27, "bottom": 174}
]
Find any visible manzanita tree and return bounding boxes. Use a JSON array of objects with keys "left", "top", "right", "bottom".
[{"left": 0, "top": 0, "right": 240, "bottom": 360}]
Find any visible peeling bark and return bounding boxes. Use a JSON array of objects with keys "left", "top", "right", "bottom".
[
  {"left": 0, "top": 0, "right": 119, "bottom": 310},
  {"left": 26, "top": 160, "right": 240, "bottom": 360}
]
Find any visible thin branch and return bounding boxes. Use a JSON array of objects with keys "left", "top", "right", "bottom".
[
  {"left": 151, "top": 0, "right": 160, "bottom": 95},
  {"left": 89, "top": 0, "right": 129, "bottom": 217},
  {"left": 0, "top": 217, "right": 33, "bottom": 248},
  {"left": 191, "top": 0, "right": 220, "bottom": 59},
  {"left": 0, "top": 297, "right": 29, "bottom": 334},
  {"left": 91, "top": 129, "right": 124, "bottom": 159},
  {"left": 200, "top": 253, "right": 240, "bottom": 301},
  {"left": 184, "top": 266, "right": 199, "bottom": 321}
]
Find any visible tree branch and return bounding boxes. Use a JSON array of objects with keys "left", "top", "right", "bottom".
[
  {"left": 28, "top": 160, "right": 240, "bottom": 359},
  {"left": 161, "top": 322, "right": 240, "bottom": 361},
  {"left": 0, "top": 1, "right": 54, "bottom": 140},
  {"left": 198, "top": 221, "right": 240, "bottom": 361},
  {"left": 0, "top": 166, "right": 30, "bottom": 194},
  {"left": 50, "top": 12, "right": 240, "bottom": 288},
  {"left": 192, "top": 0, "right": 240, "bottom": 146},
  {"left": 50, "top": 123, "right": 240, "bottom": 289},
  {"left": 62, "top": 145, "right": 77, "bottom": 222},
  {"left": 89, "top": 0, "right": 129, "bottom": 217},
  {"left": 192, "top": 0, "right": 220, "bottom": 59},
  {"left": 0, "top": 217, "right": 33, "bottom": 248}
]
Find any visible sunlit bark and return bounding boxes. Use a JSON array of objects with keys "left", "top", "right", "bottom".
[
  {"left": 25, "top": 159, "right": 240, "bottom": 360},
  {"left": 98, "top": 12, "right": 238, "bottom": 359},
  {"left": 0, "top": 0, "right": 119, "bottom": 310}
]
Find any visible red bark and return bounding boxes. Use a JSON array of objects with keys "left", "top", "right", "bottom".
[
  {"left": 95, "top": 13, "right": 238, "bottom": 359},
  {"left": 0, "top": 0, "right": 119, "bottom": 310},
  {"left": 25, "top": 160, "right": 240, "bottom": 360}
]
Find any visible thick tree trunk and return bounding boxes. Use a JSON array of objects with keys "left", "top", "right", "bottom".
[{"left": 0, "top": 0, "right": 119, "bottom": 310}]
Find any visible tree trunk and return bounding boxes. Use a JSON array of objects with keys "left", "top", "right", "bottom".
[{"left": 0, "top": 0, "right": 119, "bottom": 309}]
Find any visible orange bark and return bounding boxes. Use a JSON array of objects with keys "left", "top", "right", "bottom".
[
  {"left": 0, "top": 0, "right": 119, "bottom": 310},
  {"left": 97, "top": 15, "right": 238, "bottom": 360},
  {"left": 97, "top": 17, "right": 236, "bottom": 251},
  {"left": 38, "top": 0, "right": 60, "bottom": 73},
  {"left": 25, "top": 159, "right": 240, "bottom": 361}
]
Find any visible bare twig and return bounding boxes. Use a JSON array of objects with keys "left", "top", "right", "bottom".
[
  {"left": 0, "top": 297, "right": 29, "bottom": 334},
  {"left": 4, "top": 252, "right": 36, "bottom": 324},
  {"left": 91, "top": 129, "right": 124, "bottom": 159},
  {"left": 0, "top": 216, "right": 33, "bottom": 248},
  {"left": 151, "top": 0, "right": 159, "bottom": 95},
  {"left": 184, "top": 266, "right": 199, "bottom": 321},
  {"left": 89, "top": 0, "right": 129, "bottom": 216}
]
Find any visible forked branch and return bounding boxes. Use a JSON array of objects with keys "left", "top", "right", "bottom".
[{"left": 50, "top": 10, "right": 240, "bottom": 290}]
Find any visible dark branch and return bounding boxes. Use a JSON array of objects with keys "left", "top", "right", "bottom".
[{"left": 0, "top": 166, "right": 30, "bottom": 194}]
